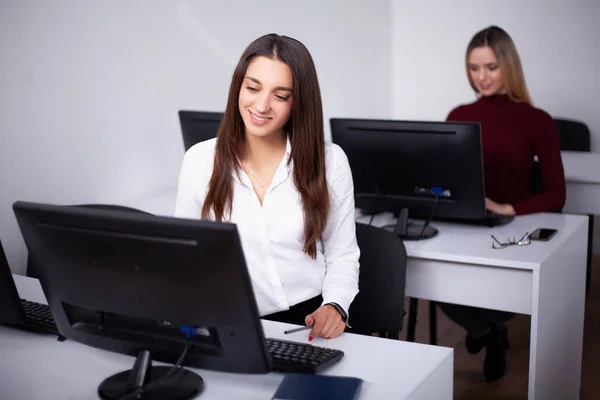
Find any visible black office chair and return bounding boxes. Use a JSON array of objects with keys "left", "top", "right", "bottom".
[
  {"left": 178, "top": 110, "right": 224, "bottom": 151},
  {"left": 411, "top": 117, "right": 595, "bottom": 346},
  {"left": 554, "top": 118, "right": 591, "bottom": 152},
  {"left": 348, "top": 222, "right": 407, "bottom": 338},
  {"left": 26, "top": 204, "right": 153, "bottom": 278},
  {"left": 553, "top": 117, "right": 594, "bottom": 294}
]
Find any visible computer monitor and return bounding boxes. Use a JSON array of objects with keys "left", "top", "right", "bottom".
[
  {"left": 330, "top": 118, "right": 486, "bottom": 240},
  {"left": 13, "top": 201, "right": 271, "bottom": 399},
  {"left": 178, "top": 110, "right": 223, "bottom": 151}
]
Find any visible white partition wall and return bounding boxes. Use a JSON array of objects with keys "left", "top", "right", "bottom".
[{"left": 0, "top": 0, "right": 391, "bottom": 274}]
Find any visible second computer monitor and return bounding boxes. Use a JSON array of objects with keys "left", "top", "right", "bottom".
[
  {"left": 178, "top": 110, "right": 223, "bottom": 151},
  {"left": 331, "top": 118, "right": 486, "bottom": 237}
]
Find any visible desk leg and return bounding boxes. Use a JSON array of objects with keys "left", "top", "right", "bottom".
[
  {"left": 406, "top": 298, "right": 419, "bottom": 342},
  {"left": 429, "top": 301, "right": 438, "bottom": 346},
  {"left": 528, "top": 225, "right": 586, "bottom": 399},
  {"left": 586, "top": 215, "right": 594, "bottom": 294}
]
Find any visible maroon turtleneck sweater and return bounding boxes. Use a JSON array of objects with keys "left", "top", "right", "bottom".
[{"left": 447, "top": 94, "right": 566, "bottom": 215}]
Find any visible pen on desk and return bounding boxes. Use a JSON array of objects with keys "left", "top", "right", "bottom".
[{"left": 284, "top": 326, "right": 312, "bottom": 334}]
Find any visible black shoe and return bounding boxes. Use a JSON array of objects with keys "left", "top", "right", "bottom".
[
  {"left": 467, "top": 326, "right": 510, "bottom": 355},
  {"left": 483, "top": 325, "right": 510, "bottom": 382},
  {"left": 465, "top": 334, "right": 486, "bottom": 354}
]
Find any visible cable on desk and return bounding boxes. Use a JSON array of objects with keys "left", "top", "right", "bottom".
[
  {"left": 416, "top": 194, "right": 440, "bottom": 241},
  {"left": 367, "top": 192, "right": 383, "bottom": 226},
  {"left": 368, "top": 212, "right": 376, "bottom": 226}
]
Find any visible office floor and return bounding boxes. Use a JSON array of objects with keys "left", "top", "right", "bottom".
[{"left": 399, "top": 254, "right": 600, "bottom": 400}]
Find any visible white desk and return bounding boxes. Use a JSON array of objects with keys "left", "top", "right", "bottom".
[
  {"left": 126, "top": 189, "right": 588, "bottom": 399},
  {"left": 359, "top": 212, "right": 588, "bottom": 400},
  {"left": 562, "top": 151, "right": 600, "bottom": 214},
  {"left": 0, "top": 275, "right": 453, "bottom": 400},
  {"left": 562, "top": 150, "right": 599, "bottom": 291}
]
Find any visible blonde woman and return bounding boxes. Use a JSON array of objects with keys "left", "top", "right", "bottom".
[{"left": 439, "top": 26, "right": 566, "bottom": 381}]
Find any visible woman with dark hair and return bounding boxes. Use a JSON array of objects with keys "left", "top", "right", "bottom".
[
  {"left": 439, "top": 26, "right": 566, "bottom": 381},
  {"left": 175, "top": 34, "right": 359, "bottom": 341}
]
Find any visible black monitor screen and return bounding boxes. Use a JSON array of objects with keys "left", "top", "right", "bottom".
[{"left": 178, "top": 110, "right": 223, "bottom": 151}]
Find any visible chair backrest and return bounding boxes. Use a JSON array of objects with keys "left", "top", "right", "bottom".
[
  {"left": 531, "top": 157, "right": 542, "bottom": 195},
  {"left": 529, "top": 159, "right": 563, "bottom": 213},
  {"left": 178, "top": 110, "right": 224, "bottom": 151},
  {"left": 553, "top": 118, "right": 591, "bottom": 152},
  {"left": 531, "top": 117, "right": 590, "bottom": 197},
  {"left": 26, "top": 204, "right": 153, "bottom": 278},
  {"left": 348, "top": 222, "right": 407, "bottom": 335}
]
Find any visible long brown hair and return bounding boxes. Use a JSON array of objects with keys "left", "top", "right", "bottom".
[
  {"left": 466, "top": 26, "right": 532, "bottom": 104},
  {"left": 201, "top": 33, "right": 329, "bottom": 259}
]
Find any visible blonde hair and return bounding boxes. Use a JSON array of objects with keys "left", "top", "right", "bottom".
[{"left": 466, "top": 26, "right": 532, "bottom": 105}]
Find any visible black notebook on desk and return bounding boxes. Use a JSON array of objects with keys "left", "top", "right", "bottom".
[{"left": 273, "top": 374, "right": 362, "bottom": 400}]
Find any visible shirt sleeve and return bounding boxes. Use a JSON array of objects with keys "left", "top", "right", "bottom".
[
  {"left": 320, "top": 146, "right": 360, "bottom": 315},
  {"left": 512, "top": 111, "right": 566, "bottom": 215},
  {"left": 174, "top": 144, "right": 210, "bottom": 219}
]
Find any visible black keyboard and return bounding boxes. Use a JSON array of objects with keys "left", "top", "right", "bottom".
[
  {"left": 481, "top": 212, "right": 515, "bottom": 227},
  {"left": 266, "top": 338, "right": 344, "bottom": 373},
  {"left": 435, "top": 213, "right": 514, "bottom": 227},
  {"left": 21, "top": 299, "right": 58, "bottom": 334}
]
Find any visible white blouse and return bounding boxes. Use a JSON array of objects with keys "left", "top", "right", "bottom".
[{"left": 175, "top": 137, "right": 360, "bottom": 316}]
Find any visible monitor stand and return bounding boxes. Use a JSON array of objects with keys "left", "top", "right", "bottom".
[
  {"left": 384, "top": 208, "right": 438, "bottom": 241},
  {"left": 98, "top": 349, "right": 204, "bottom": 400}
]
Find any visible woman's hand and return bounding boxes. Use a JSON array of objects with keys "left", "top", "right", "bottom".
[
  {"left": 305, "top": 305, "right": 345, "bottom": 340},
  {"left": 485, "top": 197, "right": 516, "bottom": 215}
]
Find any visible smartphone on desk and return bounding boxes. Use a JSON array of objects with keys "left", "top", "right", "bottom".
[{"left": 530, "top": 228, "right": 558, "bottom": 241}]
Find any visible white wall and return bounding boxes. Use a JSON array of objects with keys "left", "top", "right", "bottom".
[
  {"left": 0, "top": 0, "right": 391, "bottom": 274},
  {"left": 391, "top": 0, "right": 600, "bottom": 143},
  {"left": 391, "top": 0, "right": 600, "bottom": 252},
  {"left": 3, "top": 1, "right": 597, "bottom": 275}
]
